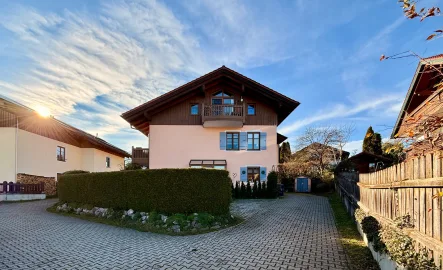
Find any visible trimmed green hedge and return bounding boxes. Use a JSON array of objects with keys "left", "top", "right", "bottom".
[{"left": 58, "top": 169, "right": 231, "bottom": 215}]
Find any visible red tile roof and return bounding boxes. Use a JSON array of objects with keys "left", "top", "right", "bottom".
[{"left": 423, "top": 54, "right": 443, "bottom": 61}]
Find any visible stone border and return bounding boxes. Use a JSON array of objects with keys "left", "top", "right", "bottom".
[{"left": 0, "top": 193, "right": 46, "bottom": 202}]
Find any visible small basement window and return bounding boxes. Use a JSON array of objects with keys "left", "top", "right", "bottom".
[
  {"left": 106, "top": 157, "right": 111, "bottom": 168},
  {"left": 190, "top": 104, "right": 199, "bottom": 115},
  {"left": 57, "top": 146, "right": 65, "bottom": 161}
]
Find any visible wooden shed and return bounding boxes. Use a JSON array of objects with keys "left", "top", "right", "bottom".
[{"left": 294, "top": 176, "right": 311, "bottom": 193}]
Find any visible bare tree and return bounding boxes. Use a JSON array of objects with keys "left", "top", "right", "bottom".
[
  {"left": 331, "top": 123, "right": 355, "bottom": 164},
  {"left": 294, "top": 125, "right": 354, "bottom": 178}
]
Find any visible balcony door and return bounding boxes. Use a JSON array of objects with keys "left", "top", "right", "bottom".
[{"left": 212, "top": 91, "right": 234, "bottom": 115}]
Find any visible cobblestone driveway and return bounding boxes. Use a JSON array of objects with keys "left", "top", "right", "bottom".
[{"left": 0, "top": 194, "right": 348, "bottom": 270}]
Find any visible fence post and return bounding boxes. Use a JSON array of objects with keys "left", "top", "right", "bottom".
[
  {"left": 8, "top": 182, "right": 15, "bottom": 193},
  {"left": 1, "top": 181, "right": 7, "bottom": 193}
]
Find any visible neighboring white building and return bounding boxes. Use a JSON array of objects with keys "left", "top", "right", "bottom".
[{"left": 0, "top": 97, "right": 130, "bottom": 182}]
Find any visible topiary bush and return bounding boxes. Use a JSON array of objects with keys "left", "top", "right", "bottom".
[
  {"left": 58, "top": 169, "right": 231, "bottom": 215},
  {"left": 267, "top": 171, "right": 278, "bottom": 198}
]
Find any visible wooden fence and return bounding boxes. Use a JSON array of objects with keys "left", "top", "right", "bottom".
[
  {"left": 337, "top": 151, "right": 443, "bottom": 268},
  {"left": 1, "top": 181, "right": 45, "bottom": 194}
]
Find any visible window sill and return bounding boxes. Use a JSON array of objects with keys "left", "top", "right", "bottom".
[{"left": 57, "top": 160, "right": 66, "bottom": 162}]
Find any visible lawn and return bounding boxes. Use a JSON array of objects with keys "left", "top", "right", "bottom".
[{"left": 328, "top": 193, "right": 380, "bottom": 270}]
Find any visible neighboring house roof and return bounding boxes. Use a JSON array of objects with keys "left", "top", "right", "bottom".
[
  {"left": 294, "top": 142, "right": 350, "bottom": 159},
  {"left": 348, "top": 151, "right": 392, "bottom": 164},
  {"left": 391, "top": 54, "right": 443, "bottom": 138},
  {"left": 277, "top": 133, "right": 288, "bottom": 144},
  {"left": 0, "top": 97, "right": 130, "bottom": 158},
  {"left": 121, "top": 66, "right": 300, "bottom": 136}
]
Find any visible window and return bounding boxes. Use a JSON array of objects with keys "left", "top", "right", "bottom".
[
  {"left": 56, "top": 146, "right": 65, "bottom": 161},
  {"left": 247, "top": 104, "right": 256, "bottom": 115},
  {"left": 106, "top": 157, "right": 111, "bottom": 168},
  {"left": 247, "top": 132, "right": 260, "bottom": 150},
  {"left": 189, "top": 160, "right": 227, "bottom": 170},
  {"left": 247, "top": 167, "right": 260, "bottom": 181},
  {"left": 190, "top": 104, "right": 199, "bottom": 115},
  {"left": 226, "top": 132, "right": 240, "bottom": 150}
]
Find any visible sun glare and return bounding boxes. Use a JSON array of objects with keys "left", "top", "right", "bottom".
[{"left": 35, "top": 105, "right": 51, "bottom": 118}]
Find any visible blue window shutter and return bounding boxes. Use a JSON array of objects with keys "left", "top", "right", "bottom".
[
  {"left": 239, "top": 132, "right": 247, "bottom": 150},
  {"left": 260, "top": 132, "right": 267, "bottom": 150},
  {"left": 240, "top": 167, "right": 247, "bottom": 181},
  {"left": 220, "top": 132, "right": 226, "bottom": 150},
  {"left": 260, "top": 167, "right": 267, "bottom": 181}
]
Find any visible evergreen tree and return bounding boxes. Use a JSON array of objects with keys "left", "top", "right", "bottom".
[
  {"left": 363, "top": 126, "right": 375, "bottom": 152},
  {"left": 252, "top": 180, "right": 258, "bottom": 198},
  {"left": 257, "top": 180, "right": 262, "bottom": 198},
  {"left": 261, "top": 181, "right": 267, "bottom": 198},
  {"left": 246, "top": 181, "right": 252, "bottom": 198},
  {"left": 371, "top": 133, "right": 383, "bottom": 156},
  {"left": 234, "top": 181, "right": 240, "bottom": 199},
  {"left": 362, "top": 126, "right": 383, "bottom": 156},
  {"left": 279, "top": 142, "right": 292, "bottom": 163},
  {"left": 240, "top": 181, "right": 246, "bottom": 198}
]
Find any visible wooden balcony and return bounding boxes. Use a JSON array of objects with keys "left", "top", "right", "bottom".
[
  {"left": 202, "top": 103, "right": 245, "bottom": 127},
  {"left": 132, "top": 147, "right": 149, "bottom": 168}
]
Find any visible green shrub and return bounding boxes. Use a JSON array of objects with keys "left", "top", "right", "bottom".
[
  {"left": 58, "top": 169, "right": 231, "bottom": 215},
  {"left": 267, "top": 171, "right": 278, "bottom": 198},
  {"left": 63, "top": 170, "right": 90, "bottom": 175},
  {"left": 361, "top": 216, "right": 381, "bottom": 242},
  {"left": 124, "top": 162, "right": 143, "bottom": 170}
]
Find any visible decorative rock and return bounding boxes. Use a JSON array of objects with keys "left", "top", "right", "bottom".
[
  {"left": 141, "top": 216, "right": 148, "bottom": 221},
  {"left": 172, "top": 225, "right": 180, "bottom": 233},
  {"left": 127, "top": 209, "right": 134, "bottom": 215},
  {"left": 161, "top": 215, "right": 168, "bottom": 223},
  {"left": 140, "top": 212, "right": 146, "bottom": 216},
  {"left": 173, "top": 221, "right": 179, "bottom": 225},
  {"left": 121, "top": 215, "right": 126, "bottom": 219},
  {"left": 142, "top": 220, "right": 146, "bottom": 224},
  {"left": 211, "top": 225, "right": 221, "bottom": 230}
]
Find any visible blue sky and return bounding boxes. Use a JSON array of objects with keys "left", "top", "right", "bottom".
[{"left": 0, "top": 0, "right": 441, "bottom": 154}]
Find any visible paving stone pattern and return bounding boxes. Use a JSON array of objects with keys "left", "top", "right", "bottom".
[{"left": 0, "top": 194, "right": 349, "bottom": 269}]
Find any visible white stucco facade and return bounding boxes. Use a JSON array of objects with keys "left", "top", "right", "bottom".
[
  {"left": 149, "top": 125, "right": 279, "bottom": 182},
  {"left": 0, "top": 128, "right": 125, "bottom": 182}
]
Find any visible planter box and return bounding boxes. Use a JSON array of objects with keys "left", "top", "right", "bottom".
[{"left": 356, "top": 221, "right": 404, "bottom": 270}]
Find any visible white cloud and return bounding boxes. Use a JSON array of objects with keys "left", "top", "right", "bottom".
[{"left": 279, "top": 94, "right": 404, "bottom": 135}]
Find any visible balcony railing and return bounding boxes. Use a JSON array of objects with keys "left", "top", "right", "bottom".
[{"left": 202, "top": 103, "right": 245, "bottom": 127}]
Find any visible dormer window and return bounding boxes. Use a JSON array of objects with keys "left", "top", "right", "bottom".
[
  {"left": 212, "top": 91, "right": 234, "bottom": 115},
  {"left": 212, "top": 91, "right": 234, "bottom": 105}
]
